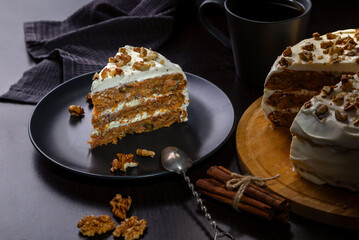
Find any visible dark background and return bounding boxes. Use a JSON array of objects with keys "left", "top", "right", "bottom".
[{"left": 0, "top": 0, "right": 358, "bottom": 239}]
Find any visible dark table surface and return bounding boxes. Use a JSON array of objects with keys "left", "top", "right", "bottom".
[{"left": 1, "top": 0, "right": 358, "bottom": 239}]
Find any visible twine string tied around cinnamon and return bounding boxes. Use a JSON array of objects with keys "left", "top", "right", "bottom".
[{"left": 226, "top": 173, "right": 280, "bottom": 211}]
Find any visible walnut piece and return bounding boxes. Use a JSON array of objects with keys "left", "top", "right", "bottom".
[
  {"left": 278, "top": 57, "right": 289, "bottom": 67},
  {"left": 92, "top": 72, "right": 99, "bottom": 81},
  {"left": 282, "top": 46, "right": 292, "bottom": 57},
  {"left": 329, "top": 46, "right": 344, "bottom": 56},
  {"left": 116, "top": 54, "right": 132, "bottom": 67},
  {"left": 340, "top": 75, "right": 353, "bottom": 91},
  {"left": 301, "top": 42, "right": 314, "bottom": 51},
  {"left": 304, "top": 101, "right": 313, "bottom": 109},
  {"left": 353, "top": 118, "right": 359, "bottom": 126},
  {"left": 321, "top": 86, "right": 334, "bottom": 96},
  {"left": 133, "top": 61, "right": 152, "bottom": 71},
  {"left": 119, "top": 47, "right": 127, "bottom": 54},
  {"left": 86, "top": 92, "right": 93, "bottom": 106},
  {"left": 315, "top": 104, "right": 328, "bottom": 119},
  {"left": 313, "top": 32, "right": 322, "bottom": 40},
  {"left": 320, "top": 41, "right": 334, "bottom": 49},
  {"left": 335, "top": 110, "right": 348, "bottom": 122},
  {"left": 68, "top": 105, "right": 84, "bottom": 117},
  {"left": 136, "top": 149, "right": 155, "bottom": 157},
  {"left": 110, "top": 194, "right": 132, "bottom": 219},
  {"left": 110, "top": 153, "right": 138, "bottom": 173},
  {"left": 113, "top": 216, "right": 147, "bottom": 240},
  {"left": 298, "top": 51, "right": 313, "bottom": 62},
  {"left": 77, "top": 215, "right": 115, "bottom": 237},
  {"left": 326, "top": 32, "right": 338, "bottom": 39},
  {"left": 332, "top": 92, "right": 346, "bottom": 105},
  {"left": 144, "top": 50, "right": 158, "bottom": 61}
]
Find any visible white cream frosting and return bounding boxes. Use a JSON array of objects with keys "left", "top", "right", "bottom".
[
  {"left": 290, "top": 75, "right": 359, "bottom": 191},
  {"left": 91, "top": 45, "right": 186, "bottom": 93}
]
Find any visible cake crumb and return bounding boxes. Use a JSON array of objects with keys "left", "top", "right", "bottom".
[{"left": 136, "top": 149, "right": 155, "bottom": 157}]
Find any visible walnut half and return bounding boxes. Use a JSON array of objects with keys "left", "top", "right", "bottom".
[
  {"left": 77, "top": 215, "right": 115, "bottom": 237},
  {"left": 113, "top": 216, "right": 147, "bottom": 240},
  {"left": 68, "top": 105, "right": 84, "bottom": 117},
  {"left": 110, "top": 194, "right": 132, "bottom": 219},
  {"left": 110, "top": 153, "right": 138, "bottom": 173}
]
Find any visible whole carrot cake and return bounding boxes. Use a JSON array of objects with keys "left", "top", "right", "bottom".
[
  {"left": 290, "top": 73, "right": 359, "bottom": 191},
  {"left": 88, "top": 46, "right": 189, "bottom": 148},
  {"left": 262, "top": 29, "right": 359, "bottom": 126}
]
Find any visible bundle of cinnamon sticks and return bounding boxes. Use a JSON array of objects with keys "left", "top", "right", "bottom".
[{"left": 195, "top": 166, "right": 290, "bottom": 223}]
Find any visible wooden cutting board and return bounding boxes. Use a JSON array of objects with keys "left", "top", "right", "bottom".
[{"left": 236, "top": 97, "right": 359, "bottom": 229}]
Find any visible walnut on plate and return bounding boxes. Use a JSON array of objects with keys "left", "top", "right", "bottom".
[
  {"left": 77, "top": 215, "right": 115, "bottom": 237},
  {"left": 113, "top": 216, "right": 147, "bottom": 240},
  {"left": 110, "top": 153, "right": 138, "bottom": 173},
  {"left": 136, "top": 148, "right": 155, "bottom": 157},
  {"left": 68, "top": 105, "right": 84, "bottom": 117},
  {"left": 110, "top": 194, "right": 132, "bottom": 219}
]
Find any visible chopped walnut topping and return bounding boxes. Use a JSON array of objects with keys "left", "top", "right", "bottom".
[
  {"left": 282, "top": 47, "right": 292, "bottom": 57},
  {"left": 315, "top": 104, "right": 328, "bottom": 119},
  {"left": 313, "top": 32, "right": 322, "bottom": 40},
  {"left": 355, "top": 29, "right": 359, "bottom": 40},
  {"left": 133, "top": 47, "right": 141, "bottom": 52},
  {"left": 301, "top": 42, "right": 314, "bottom": 51},
  {"left": 109, "top": 57, "right": 117, "bottom": 63},
  {"left": 86, "top": 92, "right": 93, "bottom": 106},
  {"left": 137, "top": 47, "right": 147, "bottom": 58},
  {"left": 136, "top": 149, "right": 155, "bottom": 157},
  {"left": 109, "top": 67, "right": 123, "bottom": 77},
  {"left": 143, "top": 51, "right": 158, "bottom": 61},
  {"left": 329, "top": 46, "right": 344, "bottom": 56},
  {"left": 317, "top": 55, "right": 324, "bottom": 60},
  {"left": 330, "top": 53, "right": 342, "bottom": 63},
  {"left": 116, "top": 54, "right": 132, "bottom": 67},
  {"left": 346, "top": 50, "right": 358, "bottom": 56},
  {"left": 344, "top": 101, "right": 356, "bottom": 111},
  {"left": 320, "top": 41, "right": 334, "bottom": 49},
  {"left": 321, "top": 86, "right": 334, "bottom": 96},
  {"left": 110, "top": 153, "right": 138, "bottom": 173},
  {"left": 101, "top": 68, "right": 110, "bottom": 78},
  {"left": 335, "top": 110, "right": 348, "bottom": 122},
  {"left": 340, "top": 75, "right": 354, "bottom": 91},
  {"left": 119, "top": 47, "right": 127, "bottom": 54},
  {"left": 113, "top": 216, "right": 147, "bottom": 240},
  {"left": 326, "top": 32, "right": 338, "bottom": 39},
  {"left": 68, "top": 105, "right": 84, "bottom": 117},
  {"left": 77, "top": 215, "right": 115, "bottom": 237},
  {"left": 92, "top": 72, "right": 99, "bottom": 80},
  {"left": 332, "top": 92, "right": 346, "bottom": 104},
  {"left": 298, "top": 51, "right": 313, "bottom": 62},
  {"left": 160, "top": 60, "right": 165, "bottom": 65},
  {"left": 335, "top": 37, "right": 343, "bottom": 45},
  {"left": 356, "top": 57, "right": 359, "bottom": 64},
  {"left": 110, "top": 194, "right": 132, "bottom": 219},
  {"left": 304, "top": 101, "right": 313, "bottom": 109},
  {"left": 353, "top": 118, "right": 359, "bottom": 126},
  {"left": 133, "top": 61, "right": 152, "bottom": 71},
  {"left": 278, "top": 57, "right": 289, "bottom": 67}
]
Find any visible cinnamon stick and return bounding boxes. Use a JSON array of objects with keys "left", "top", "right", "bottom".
[
  {"left": 196, "top": 179, "right": 273, "bottom": 212},
  {"left": 198, "top": 189, "right": 274, "bottom": 220},
  {"left": 207, "top": 166, "right": 289, "bottom": 211}
]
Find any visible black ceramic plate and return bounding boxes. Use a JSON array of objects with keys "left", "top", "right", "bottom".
[{"left": 29, "top": 72, "right": 235, "bottom": 179}]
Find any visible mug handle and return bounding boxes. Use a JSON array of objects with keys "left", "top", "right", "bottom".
[{"left": 199, "top": 0, "right": 231, "bottom": 49}]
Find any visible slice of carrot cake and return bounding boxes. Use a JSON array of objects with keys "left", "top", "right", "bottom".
[{"left": 88, "top": 46, "right": 189, "bottom": 148}]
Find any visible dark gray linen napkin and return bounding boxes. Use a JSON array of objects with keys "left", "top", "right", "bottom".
[{"left": 0, "top": 0, "right": 180, "bottom": 103}]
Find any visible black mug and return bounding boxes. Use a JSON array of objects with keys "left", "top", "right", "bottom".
[{"left": 199, "top": 0, "right": 312, "bottom": 86}]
